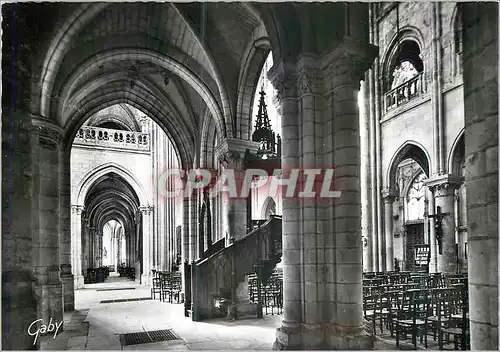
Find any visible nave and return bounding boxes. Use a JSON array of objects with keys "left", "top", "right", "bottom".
[{"left": 40, "top": 274, "right": 278, "bottom": 350}]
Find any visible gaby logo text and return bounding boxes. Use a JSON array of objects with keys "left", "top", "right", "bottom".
[{"left": 28, "top": 318, "right": 63, "bottom": 345}]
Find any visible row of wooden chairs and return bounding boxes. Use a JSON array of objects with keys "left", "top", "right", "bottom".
[
  {"left": 363, "top": 272, "right": 469, "bottom": 350},
  {"left": 150, "top": 270, "right": 182, "bottom": 303},
  {"left": 85, "top": 267, "right": 109, "bottom": 283},
  {"left": 117, "top": 266, "right": 135, "bottom": 279}
]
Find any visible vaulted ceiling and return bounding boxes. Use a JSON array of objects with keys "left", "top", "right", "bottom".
[{"left": 4, "top": 2, "right": 361, "bottom": 166}]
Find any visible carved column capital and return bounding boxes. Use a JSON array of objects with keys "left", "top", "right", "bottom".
[
  {"left": 139, "top": 205, "right": 154, "bottom": 215},
  {"left": 425, "top": 174, "right": 462, "bottom": 197},
  {"left": 267, "top": 62, "right": 298, "bottom": 104},
  {"left": 382, "top": 188, "right": 398, "bottom": 203},
  {"left": 296, "top": 56, "right": 321, "bottom": 96},
  {"left": 218, "top": 150, "right": 244, "bottom": 170},
  {"left": 32, "top": 116, "right": 63, "bottom": 149},
  {"left": 322, "top": 40, "right": 378, "bottom": 92},
  {"left": 71, "top": 205, "right": 85, "bottom": 215},
  {"left": 214, "top": 137, "right": 259, "bottom": 169}
]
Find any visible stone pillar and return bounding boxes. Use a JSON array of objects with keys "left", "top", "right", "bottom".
[
  {"left": 140, "top": 206, "right": 153, "bottom": 285},
  {"left": 182, "top": 197, "right": 190, "bottom": 263},
  {"left": 59, "top": 149, "right": 74, "bottom": 311},
  {"left": 2, "top": 9, "right": 39, "bottom": 347},
  {"left": 71, "top": 205, "right": 85, "bottom": 288},
  {"left": 114, "top": 233, "right": 119, "bottom": 272},
  {"left": 461, "top": 3, "right": 498, "bottom": 348},
  {"left": 31, "top": 118, "right": 64, "bottom": 332},
  {"left": 270, "top": 41, "right": 376, "bottom": 349},
  {"left": 94, "top": 231, "right": 101, "bottom": 267},
  {"left": 189, "top": 194, "right": 198, "bottom": 261},
  {"left": 215, "top": 138, "right": 259, "bottom": 241},
  {"left": 269, "top": 62, "right": 302, "bottom": 343},
  {"left": 382, "top": 189, "right": 397, "bottom": 271},
  {"left": 427, "top": 176, "right": 461, "bottom": 274},
  {"left": 360, "top": 78, "right": 373, "bottom": 272},
  {"left": 87, "top": 226, "right": 95, "bottom": 270},
  {"left": 2, "top": 111, "right": 38, "bottom": 349},
  {"left": 322, "top": 50, "right": 373, "bottom": 349},
  {"left": 428, "top": 189, "right": 438, "bottom": 273}
]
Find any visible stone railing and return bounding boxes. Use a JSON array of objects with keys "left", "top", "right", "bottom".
[
  {"left": 192, "top": 215, "right": 282, "bottom": 321},
  {"left": 385, "top": 73, "right": 425, "bottom": 112},
  {"left": 74, "top": 126, "right": 150, "bottom": 151}
]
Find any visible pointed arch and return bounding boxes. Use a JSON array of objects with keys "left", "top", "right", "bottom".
[
  {"left": 261, "top": 196, "right": 277, "bottom": 219},
  {"left": 448, "top": 128, "right": 465, "bottom": 177},
  {"left": 386, "top": 141, "right": 432, "bottom": 190},
  {"left": 380, "top": 26, "right": 426, "bottom": 92},
  {"left": 75, "top": 162, "right": 148, "bottom": 206}
]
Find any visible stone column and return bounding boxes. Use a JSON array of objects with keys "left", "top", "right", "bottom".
[
  {"left": 461, "top": 3, "right": 498, "bottom": 348},
  {"left": 182, "top": 197, "right": 190, "bottom": 263},
  {"left": 71, "top": 205, "right": 85, "bottom": 288},
  {"left": 31, "top": 118, "right": 64, "bottom": 332},
  {"left": 59, "top": 149, "right": 74, "bottom": 311},
  {"left": 271, "top": 41, "right": 376, "bottom": 349},
  {"left": 2, "top": 110, "right": 39, "bottom": 349},
  {"left": 382, "top": 189, "right": 397, "bottom": 271},
  {"left": 360, "top": 78, "right": 373, "bottom": 272},
  {"left": 87, "top": 226, "right": 95, "bottom": 270},
  {"left": 322, "top": 49, "right": 374, "bottom": 349},
  {"left": 140, "top": 206, "right": 153, "bottom": 285},
  {"left": 189, "top": 194, "right": 198, "bottom": 261},
  {"left": 94, "top": 230, "right": 101, "bottom": 267},
  {"left": 215, "top": 138, "right": 259, "bottom": 241},
  {"left": 427, "top": 175, "right": 461, "bottom": 273},
  {"left": 428, "top": 189, "right": 438, "bottom": 273},
  {"left": 269, "top": 62, "right": 302, "bottom": 343}
]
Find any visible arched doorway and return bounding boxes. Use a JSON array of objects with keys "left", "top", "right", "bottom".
[{"left": 385, "top": 142, "right": 431, "bottom": 271}]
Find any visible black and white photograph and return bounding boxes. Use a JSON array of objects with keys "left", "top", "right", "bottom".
[{"left": 1, "top": 1, "right": 498, "bottom": 350}]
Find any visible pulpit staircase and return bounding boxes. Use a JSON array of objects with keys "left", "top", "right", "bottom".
[{"left": 184, "top": 215, "right": 282, "bottom": 321}]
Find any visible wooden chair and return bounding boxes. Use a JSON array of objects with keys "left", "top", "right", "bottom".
[
  {"left": 170, "top": 273, "right": 182, "bottom": 303},
  {"left": 394, "top": 289, "right": 431, "bottom": 349},
  {"left": 427, "top": 288, "right": 452, "bottom": 341},
  {"left": 160, "top": 272, "right": 172, "bottom": 302},
  {"left": 151, "top": 271, "right": 162, "bottom": 300},
  {"left": 439, "top": 285, "right": 469, "bottom": 350}
]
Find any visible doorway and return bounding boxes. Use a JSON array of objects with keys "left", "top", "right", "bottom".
[{"left": 405, "top": 222, "right": 424, "bottom": 271}]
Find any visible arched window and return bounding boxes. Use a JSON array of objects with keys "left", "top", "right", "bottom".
[
  {"left": 262, "top": 197, "right": 276, "bottom": 219},
  {"left": 388, "top": 40, "right": 424, "bottom": 91},
  {"left": 385, "top": 39, "right": 425, "bottom": 111},
  {"left": 406, "top": 172, "right": 426, "bottom": 221}
]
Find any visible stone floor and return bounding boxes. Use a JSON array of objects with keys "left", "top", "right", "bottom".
[
  {"left": 39, "top": 275, "right": 455, "bottom": 350},
  {"left": 40, "top": 274, "right": 280, "bottom": 350}
]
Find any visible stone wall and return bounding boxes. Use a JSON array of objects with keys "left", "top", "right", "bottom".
[
  {"left": 70, "top": 146, "right": 151, "bottom": 205},
  {"left": 461, "top": 2, "right": 498, "bottom": 349}
]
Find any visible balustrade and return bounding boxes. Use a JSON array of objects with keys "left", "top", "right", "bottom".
[
  {"left": 385, "top": 73, "right": 424, "bottom": 112},
  {"left": 74, "top": 126, "right": 150, "bottom": 151}
]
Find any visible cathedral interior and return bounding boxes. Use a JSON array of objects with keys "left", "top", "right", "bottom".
[{"left": 1, "top": 2, "right": 498, "bottom": 351}]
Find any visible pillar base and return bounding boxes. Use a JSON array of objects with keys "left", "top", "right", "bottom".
[
  {"left": 141, "top": 273, "right": 151, "bottom": 286},
  {"left": 74, "top": 275, "right": 85, "bottom": 289},
  {"left": 274, "top": 323, "right": 373, "bottom": 350},
  {"left": 2, "top": 270, "right": 39, "bottom": 350},
  {"left": 34, "top": 282, "right": 64, "bottom": 331},
  {"left": 61, "top": 273, "right": 75, "bottom": 311}
]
